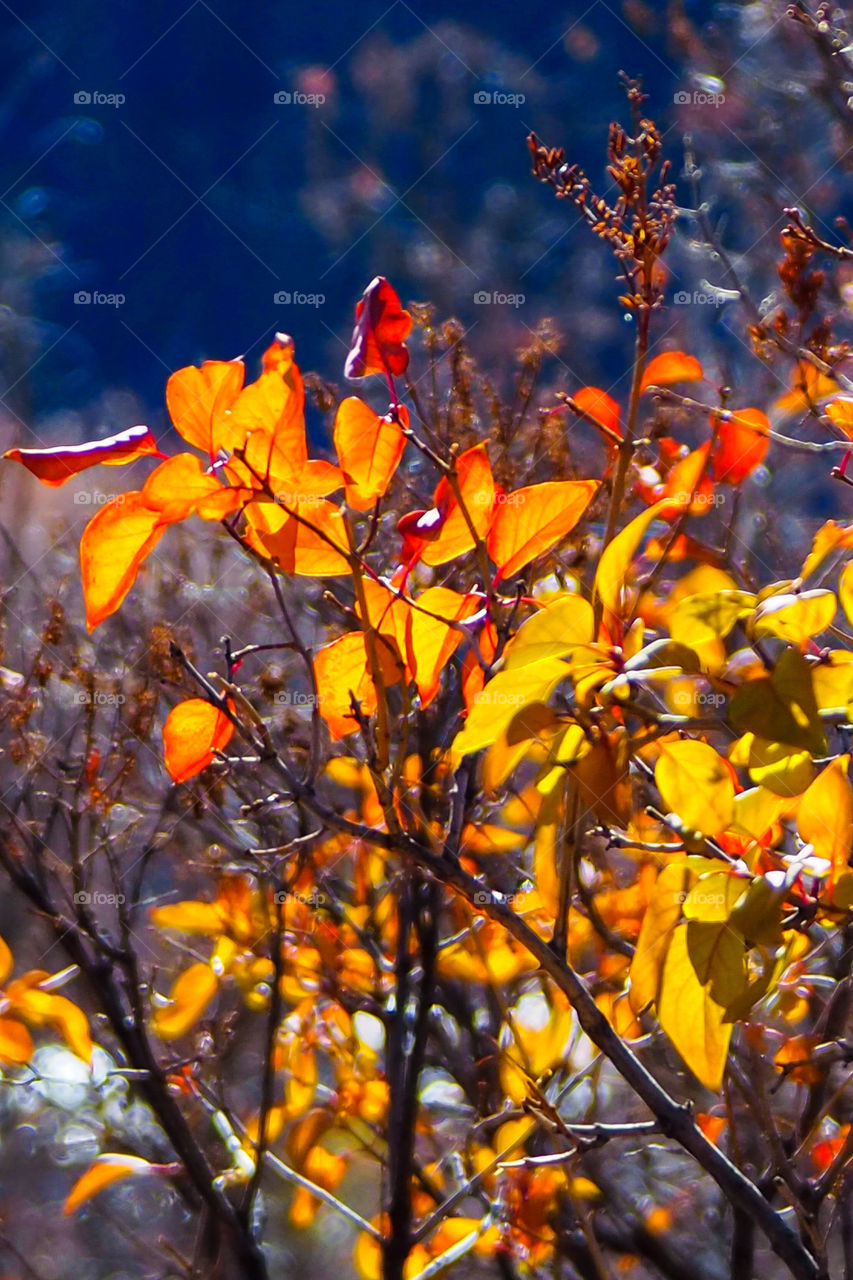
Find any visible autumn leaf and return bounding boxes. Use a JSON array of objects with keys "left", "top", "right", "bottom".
[
  {"left": 594, "top": 500, "right": 669, "bottom": 631},
  {"left": 711, "top": 408, "right": 769, "bottom": 485},
  {"left": 640, "top": 351, "right": 703, "bottom": 393},
  {"left": 79, "top": 493, "right": 168, "bottom": 631},
  {"left": 334, "top": 397, "right": 407, "bottom": 510},
  {"left": 163, "top": 699, "right": 234, "bottom": 782},
  {"left": 419, "top": 443, "right": 495, "bottom": 567},
  {"left": 314, "top": 632, "right": 380, "bottom": 739},
  {"left": 572, "top": 386, "right": 622, "bottom": 439},
  {"left": 656, "top": 740, "right": 735, "bottom": 836},
  {"left": 487, "top": 480, "right": 598, "bottom": 580},
  {"left": 501, "top": 595, "right": 594, "bottom": 670},
  {"left": 797, "top": 755, "right": 853, "bottom": 876},
  {"left": 245, "top": 498, "right": 351, "bottom": 576},
  {"left": 344, "top": 276, "right": 412, "bottom": 380},
  {"left": 165, "top": 358, "right": 245, "bottom": 456},
  {"left": 152, "top": 962, "right": 219, "bottom": 1040},
  {"left": 4, "top": 424, "right": 159, "bottom": 486},
  {"left": 64, "top": 1154, "right": 162, "bottom": 1216},
  {"left": 657, "top": 924, "right": 735, "bottom": 1091},
  {"left": 406, "top": 586, "right": 479, "bottom": 707}
]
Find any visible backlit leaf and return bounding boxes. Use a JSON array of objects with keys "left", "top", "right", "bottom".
[
  {"left": 4, "top": 425, "right": 158, "bottom": 487},
  {"left": 64, "top": 1155, "right": 159, "bottom": 1216},
  {"left": 453, "top": 658, "right": 571, "bottom": 756},
  {"left": 163, "top": 699, "right": 234, "bottom": 783},
  {"left": 711, "top": 408, "right": 769, "bottom": 485},
  {"left": 798, "top": 755, "right": 853, "bottom": 874},
  {"left": 153, "top": 962, "right": 219, "bottom": 1040},
  {"left": 334, "top": 397, "right": 407, "bottom": 510},
  {"left": 656, "top": 740, "right": 735, "bottom": 836},
  {"left": 501, "top": 594, "right": 594, "bottom": 670},
  {"left": 640, "top": 351, "right": 703, "bottom": 393},
  {"left": 420, "top": 444, "right": 495, "bottom": 567},
  {"left": 657, "top": 925, "right": 733, "bottom": 1090},
  {"left": 165, "top": 359, "right": 245, "bottom": 455},
  {"left": 750, "top": 590, "right": 836, "bottom": 646},
  {"left": 594, "top": 500, "right": 668, "bottom": 631},
  {"left": 344, "top": 276, "right": 411, "bottom": 379},
  {"left": 572, "top": 386, "right": 622, "bottom": 439},
  {"left": 79, "top": 493, "right": 167, "bottom": 631},
  {"left": 487, "top": 480, "right": 598, "bottom": 580}
]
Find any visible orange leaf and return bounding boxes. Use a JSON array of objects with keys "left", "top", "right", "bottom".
[
  {"left": 314, "top": 632, "right": 397, "bottom": 739},
  {"left": 4, "top": 424, "right": 158, "bottom": 487},
  {"left": 572, "top": 386, "right": 622, "bottom": 439},
  {"left": 165, "top": 359, "right": 245, "bottom": 456},
  {"left": 406, "top": 587, "right": 479, "bottom": 706},
  {"left": 0, "top": 935, "right": 13, "bottom": 986},
  {"left": 152, "top": 962, "right": 219, "bottom": 1040},
  {"left": 64, "top": 1155, "right": 159, "bottom": 1216},
  {"left": 141, "top": 453, "right": 247, "bottom": 522},
  {"left": 79, "top": 493, "right": 167, "bottom": 631},
  {"left": 640, "top": 351, "right": 704, "bottom": 393},
  {"left": 776, "top": 361, "right": 839, "bottom": 415},
  {"left": 0, "top": 1017, "right": 33, "bottom": 1064},
  {"left": 487, "top": 479, "right": 598, "bottom": 580},
  {"left": 420, "top": 443, "right": 495, "bottom": 567},
  {"left": 245, "top": 498, "right": 350, "bottom": 576},
  {"left": 711, "top": 409, "right": 769, "bottom": 484},
  {"left": 774, "top": 1035, "right": 823, "bottom": 1085},
  {"left": 163, "top": 699, "right": 234, "bottom": 782},
  {"left": 334, "top": 397, "right": 407, "bottom": 509},
  {"left": 344, "top": 276, "right": 411, "bottom": 379},
  {"left": 659, "top": 443, "right": 714, "bottom": 517}
]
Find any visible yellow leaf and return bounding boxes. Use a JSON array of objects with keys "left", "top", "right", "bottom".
[
  {"left": 501, "top": 595, "right": 594, "bottom": 670},
  {"left": 452, "top": 658, "right": 571, "bottom": 756},
  {"left": 657, "top": 925, "right": 734, "bottom": 1091},
  {"left": 629, "top": 861, "right": 691, "bottom": 1013},
  {"left": 669, "top": 591, "right": 756, "bottom": 647},
  {"left": 798, "top": 755, "right": 853, "bottom": 873},
  {"left": 483, "top": 702, "right": 563, "bottom": 793},
  {"left": 655, "top": 740, "right": 735, "bottom": 837},
  {"left": 729, "top": 734, "right": 813, "bottom": 798},
  {"left": 594, "top": 501, "right": 669, "bottom": 630},
  {"left": 729, "top": 648, "right": 825, "bottom": 755},
  {"left": 750, "top": 590, "right": 836, "bottom": 646},
  {"left": 406, "top": 586, "right": 477, "bottom": 707},
  {"left": 64, "top": 1154, "right": 157, "bottom": 1216},
  {"left": 153, "top": 963, "right": 219, "bottom": 1040}
]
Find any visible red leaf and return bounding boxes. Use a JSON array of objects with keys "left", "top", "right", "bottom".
[
  {"left": 344, "top": 277, "right": 412, "bottom": 380},
  {"left": 711, "top": 408, "right": 770, "bottom": 484},
  {"left": 572, "top": 387, "right": 622, "bottom": 440},
  {"left": 4, "top": 425, "right": 158, "bottom": 487},
  {"left": 640, "top": 352, "right": 704, "bottom": 394}
]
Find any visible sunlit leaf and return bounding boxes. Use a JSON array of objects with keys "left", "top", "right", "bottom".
[
  {"left": 629, "top": 861, "right": 693, "bottom": 1013},
  {"left": 163, "top": 699, "right": 234, "bottom": 783},
  {"left": 165, "top": 359, "right": 245, "bottom": 455},
  {"left": 572, "top": 386, "right": 622, "bottom": 439},
  {"left": 640, "top": 351, "right": 703, "bottom": 393},
  {"left": 4, "top": 425, "right": 158, "bottom": 487},
  {"left": 501, "top": 595, "right": 594, "bottom": 670},
  {"left": 656, "top": 739, "right": 735, "bottom": 836},
  {"left": 729, "top": 648, "right": 825, "bottom": 754},
  {"left": 334, "top": 397, "right": 407, "bottom": 510},
  {"left": 594, "top": 500, "right": 668, "bottom": 631},
  {"left": 152, "top": 962, "right": 219, "bottom": 1040},
  {"left": 344, "top": 276, "right": 411, "bottom": 379},
  {"left": 79, "top": 493, "right": 167, "bottom": 631},
  {"left": 453, "top": 658, "right": 571, "bottom": 756},
  {"left": 420, "top": 444, "right": 495, "bottom": 567},
  {"left": 711, "top": 408, "right": 769, "bottom": 485},
  {"left": 64, "top": 1154, "right": 159, "bottom": 1216},
  {"left": 0, "top": 1017, "right": 33, "bottom": 1064},
  {"left": 657, "top": 924, "right": 733, "bottom": 1091},
  {"left": 750, "top": 590, "right": 836, "bottom": 646},
  {"left": 487, "top": 480, "right": 598, "bottom": 580},
  {"left": 798, "top": 755, "right": 853, "bottom": 874},
  {"left": 406, "top": 586, "right": 478, "bottom": 707}
]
